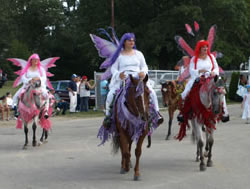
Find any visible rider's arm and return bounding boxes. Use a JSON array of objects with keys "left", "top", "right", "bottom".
[
  {"left": 21, "top": 72, "right": 32, "bottom": 85},
  {"left": 138, "top": 51, "right": 148, "bottom": 75},
  {"left": 111, "top": 57, "right": 122, "bottom": 81},
  {"left": 211, "top": 54, "right": 219, "bottom": 76},
  {"left": 189, "top": 57, "right": 199, "bottom": 79},
  {"left": 40, "top": 68, "right": 47, "bottom": 88}
]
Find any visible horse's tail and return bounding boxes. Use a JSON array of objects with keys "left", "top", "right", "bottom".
[
  {"left": 147, "top": 135, "right": 151, "bottom": 148},
  {"left": 111, "top": 135, "right": 120, "bottom": 154}
]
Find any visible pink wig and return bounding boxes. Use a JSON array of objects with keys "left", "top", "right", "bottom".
[
  {"left": 21, "top": 53, "right": 42, "bottom": 76},
  {"left": 194, "top": 40, "right": 214, "bottom": 70}
]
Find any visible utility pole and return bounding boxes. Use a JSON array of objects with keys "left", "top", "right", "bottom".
[
  {"left": 111, "top": 0, "right": 114, "bottom": 28},
  {"left": 248, "top": 56, "right": 250, "bottom": 84}
]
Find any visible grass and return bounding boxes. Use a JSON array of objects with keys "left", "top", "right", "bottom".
[{"left": 0, "top": 81, "right": 20, "bottom": 97}]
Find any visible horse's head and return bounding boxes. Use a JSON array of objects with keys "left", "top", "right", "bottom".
[
  {"left": 200, "top": 76, "right": 226, "bottom": 115},
  {"left": 126, "top": 74, "right": 150, "bottom": 121},
  {"left": 161, "top": 80, "right": 176, "bottom": 107},
  {"left": 23, "top": 79, "right": 43, "bottom": 109}
]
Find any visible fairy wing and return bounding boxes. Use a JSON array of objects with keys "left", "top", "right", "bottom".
[
  {"left": 174, "top": 36, "right": 195, "bottom": 57},
  {"left": 177, "top": 56, "right": 191, "bottom": 82},
  {"left": 7, "top": 58, "right": 28, "bottom": 87},
  {"left": 207, "top": 25, "right": 217, "bottom": 52},
  {"left": 40, "top": 57, "right": 60, "bottom": 89}
]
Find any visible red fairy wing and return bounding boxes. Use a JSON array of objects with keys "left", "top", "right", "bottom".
[
  {"left": 175, "top": 36, "right": 194, "bottom": 57},
  {"left": 207, "top": 25, "right": 217, "bottom": 51},
  {"left": 185, "top": 24, "right": 194, "bottom": 36},
  {"left": 194, "top": 21, "right": 199, "bottom": 32}
]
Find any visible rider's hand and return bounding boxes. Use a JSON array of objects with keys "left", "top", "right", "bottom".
[
  {"left": 138, "top": 72, "right": 145, "bottom": 80},
  {"left": 119, "top": 72, "right": 126, "bottom": 80}
]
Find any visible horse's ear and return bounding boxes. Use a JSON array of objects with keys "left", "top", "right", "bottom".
[
  {"left": 214, "top": 75, "right": 218, "bottom": 82},
  {"left": 143, "top": 74, "right": 148, "bottom": 83}
]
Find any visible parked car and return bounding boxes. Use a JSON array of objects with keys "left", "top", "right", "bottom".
[{"left": 50, "top": 80, "right": 96, "bottom": 107}]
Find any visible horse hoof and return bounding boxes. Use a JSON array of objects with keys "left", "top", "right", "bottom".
[
  {"left": 130, "top": 161, "right": 133, "bottom": 168},
  {"left": 165, "top": 135, "right": 170, "bottom": 140},
  {"left": 32, "top": 141, "right": 37, "bottom": 147},
  {"left": 134, "top": 175, "right": 140, "bottom": 181},
  {"left": 43, "top": 140, "right": 48, "bottom": 144},
  {"left": 120, "top": 168, "right": 127, "bottom": 174},
  {"left": 23, "top": 145, "right": 28, "bottom": 150},
  {"left": 207, "top": 160, "right": 213, "bottom": 167},
  {"left": 200, "top": 164, "right": 206, "bottom": 171},
  {"left": 38, "top": 141, "right": 43, "bottom": 146}
]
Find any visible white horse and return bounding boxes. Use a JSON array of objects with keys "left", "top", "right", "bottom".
[
  {"left": 177, "top": 75, "right": 226, "bottom": 171},
  {"left": 17, "top": 79, "right": 53, "bottom": 149}
]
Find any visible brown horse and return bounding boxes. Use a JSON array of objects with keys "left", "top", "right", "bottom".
[
  {"left": 161, "top": 80, "right": 184, "bottom": 140},
  {"left": 113, "top": 75, "right": 151, "bottom": 180}
]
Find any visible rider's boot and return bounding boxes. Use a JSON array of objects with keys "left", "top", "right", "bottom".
[
  {"left": 157, "top": 111, "right": 164, "bottom": 125},
  {"left": 177, "top": 98, "right": 185, "bottom": 123}
]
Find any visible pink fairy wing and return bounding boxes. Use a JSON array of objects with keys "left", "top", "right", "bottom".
[
  {"left": 7, "top": 58, "right": 28, "bottom": 87},
  {"left": 175, "top": 36, "right": 195, "bottom": 57},
  {"left": 90, "top": 34, "right": 117, "bottom": 59},
  {"left": 194, "top": 21, "right": 199, "bottom": 32},
  {"left": 40, "top": 57, "right": 60, "bottom": 72},
  {"left": 185, "top": 24, "right": 194, "bottom": 36},
  {"left": 207, "top": 25, "right": 217, "bottom": 51},
  {"left": 178, "top": 56, "right": 191, "bottom": 82}
]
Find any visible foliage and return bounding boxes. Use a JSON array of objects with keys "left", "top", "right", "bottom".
[
  {"left": 0, "top": 0, "right": 249, "bottom": 80},
  {"left": 228, "top": 72, "right": 240, "bottom": 101}
]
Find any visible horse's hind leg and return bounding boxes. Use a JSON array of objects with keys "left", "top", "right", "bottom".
[
  {"left": 32, "top": 122, "right": 37, "bottom": 147},
  {"left": 166, "top": 109, "right": 173, "bottom": 140},
  {"left": 134, "top": 131, "right": 147, "bottom": 181},
  {"left": 23, "top": 123, "right": 28, "bottom": 149},
  {"left": 206, "top": 130, "right": 214, "bottom": 167}
]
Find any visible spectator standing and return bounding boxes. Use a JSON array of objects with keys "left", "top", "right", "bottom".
[
  {"left": 76, "top": 76, "right": 81, "bottom": 112},
  {"left": 79, "top": 76, "right": 96, "bottom": 112},
  {"left": 100, "top": 79, "right": 109, "bottom": 112},
  {"left": 68, "top": 74, "right": 78, "bottom": 113},
  {"left": 242, "top": 85, "right": 250, "bottom": 123}
]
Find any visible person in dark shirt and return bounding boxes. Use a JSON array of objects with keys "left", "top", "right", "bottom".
[
  {"left": 50, "top": 89, "right": 69, "bottom": 115},
  {"left": 68, "top": 74, "right": 77, "bottom": 113}
]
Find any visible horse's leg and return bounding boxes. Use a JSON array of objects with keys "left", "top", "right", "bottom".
[
  {"left": 129, "top": 141, "right": 133, "bottom": 168},
  {"left": 23, "top": 123, "right": 28, "bottom": 149},
  {"left": 44, "top": 129, "right": 48, "bottom": 142},
  {"left": 195, "top": 120, "right": 206, "bottom": 171},
  {"left": 134, "top": 130, "right": 147, "bottom": 181},
  {"left": 119, "top": 130, "right": 130, "bottom": 174},
  {"left": 166, "top": 106, "right": 173, "bottom": 140},
  {"left": 190, "top": 119, "right": 199, "bottom": 161},
  {"left": 32, "top": 121, "right": 37, "bottom": 147},
  {"left": 206, "top": 129, "right": 214, "bottom": 167},
  {"left": 40, "top": 129, "right": 45, "bottom": 143},
  {"left": 204, "top": 131, "right": 209, "bottom": 158}
]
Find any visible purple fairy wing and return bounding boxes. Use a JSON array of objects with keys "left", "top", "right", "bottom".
[
  {"left": 101, "top": 67, "right": 112, "bottom": 80},
  {"left": 89, "top": 34, "right": 117, "bottom": 59}
]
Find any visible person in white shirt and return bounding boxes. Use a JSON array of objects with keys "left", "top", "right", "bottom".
[
  {"left": 178, "top": 40, "right": 229, "bottom": 122},
  {"left": 103, "top": 33, "right": 163, "bottom": 127}
]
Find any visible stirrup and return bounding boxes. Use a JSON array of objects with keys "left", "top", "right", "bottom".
[
  {"left": 177, "top": 113, "right": 184, "bottom": 123},
  {"left": 103, "top": 115, "right": 112, "bottom": 128}
]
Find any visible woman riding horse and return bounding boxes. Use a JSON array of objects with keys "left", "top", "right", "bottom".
[
  {"left": 103, "top": 33, "right": 163, "bottom": 127},
  {"left": 12, "top": 54, "right": 50, "bottom": 118},
  {"left": 177, "top": 40, "right": 229, "bottom": 123}
]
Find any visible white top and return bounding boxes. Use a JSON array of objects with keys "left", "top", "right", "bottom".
[
  {"left": 79, "top": 82, "right": 90, "bottom": 97},
  {"left": 189, "top": 54, "right": 219, "bottom": 79},
  {"left": 21, "top": 67, "right": 47, "bottom": 90},
  {"left": 109, "top": 50, "right": 148, "bottom": 89},
  {"left": 76, "top": 81, "right": 80, "bottom": 94},
  {"left": 6, "top": 97, "right": 13, "bottom": 106}
]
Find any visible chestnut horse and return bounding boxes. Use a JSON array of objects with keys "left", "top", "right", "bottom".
[
  {"left": 176, "top": 75, "right": 225, "bottom": 171},
  {"left": 112, "top": 75, "right": 151, "bottom": 180},
  {"left": 161, "top": 80, "right": 184, "bottom": 140}
]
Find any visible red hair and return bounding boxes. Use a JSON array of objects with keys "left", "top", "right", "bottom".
[{"left": 194, "top": 40, "right": 214, "bottom": 70}]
